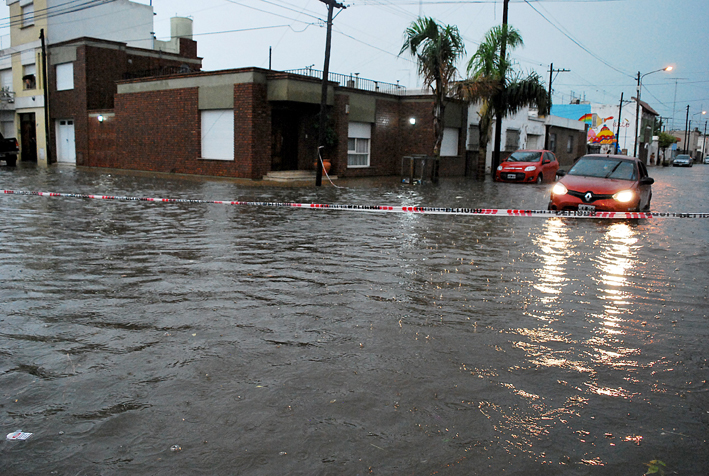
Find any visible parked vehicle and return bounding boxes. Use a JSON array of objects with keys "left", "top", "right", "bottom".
[
  {"left": 672, "top": 154, "right": 693, "bottom": 167},
  {"left": 703, "top": 156, "right": 709, "bottom": 164},
  {"left": 495, "top": 150, "right": 559, "bottom": 184},
  {"left": 548, "top": 154, "right": 653, "bottom": 212},
  {"left": 0, "top": 132, "right": 19, "bottom": 166}
]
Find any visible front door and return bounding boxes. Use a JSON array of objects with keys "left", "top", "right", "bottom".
[
  {"left": 271, "top": 110, "right": 299, "bottom": 171},
  {"left": 20, "top": 113, "right": 37, "bottom": 163},
  {"left": 56, "top": 119, "right": 76, "bottom": 164}
]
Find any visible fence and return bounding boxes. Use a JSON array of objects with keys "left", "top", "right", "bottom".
[{"left": 284, "top": 68, "right": 406, "bottom": 96}]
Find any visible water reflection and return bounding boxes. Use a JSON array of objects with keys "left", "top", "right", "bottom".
[{"left": 532, "top": 218, "right": 571, "bottom": 304}]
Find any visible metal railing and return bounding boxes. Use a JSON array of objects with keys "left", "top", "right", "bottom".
[
  {"left": 284, "top": 68, "right": 406, "bottom": 96},
  {"left": 123, "top": 65, "right": 195, "bottom": 80}
]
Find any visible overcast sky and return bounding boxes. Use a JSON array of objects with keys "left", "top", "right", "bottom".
[{"left": 2, "top": 0, "right": 708, "bottom": 131}]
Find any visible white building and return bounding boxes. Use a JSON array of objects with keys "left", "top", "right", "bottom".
[{"left": 466, "top": 104, "right": 587, "bottom": 173}]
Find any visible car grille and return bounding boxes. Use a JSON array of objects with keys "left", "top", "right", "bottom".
[{"left": 567, "top": 190, "right": 614, "bottom": 203}]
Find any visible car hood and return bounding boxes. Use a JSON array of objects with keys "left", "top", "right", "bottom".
[
  {"left": 560, "top": 175, "right": 637, "bottom": 194},
  {"left": 500, "top": 161, "right": 539, "bottom": 168}
]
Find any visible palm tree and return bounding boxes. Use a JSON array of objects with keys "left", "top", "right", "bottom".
[
  {"left": 400, "top": 17, "right": 465, "bottom": 182},
  {"left": 456, "top": 25, "right": 550, "bottom": 174}
]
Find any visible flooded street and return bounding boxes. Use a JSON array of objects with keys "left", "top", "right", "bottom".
[{"left": 1, "top": 164, "right": 708, "bottom": 475}]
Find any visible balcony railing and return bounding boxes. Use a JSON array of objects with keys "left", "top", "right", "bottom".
[{"left": 285, "top": 68, "right": 406, "bottom": 96}]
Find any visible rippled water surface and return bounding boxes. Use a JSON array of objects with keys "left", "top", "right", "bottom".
[{"left": 1, "top": 164, "right": 708, "bottom": 475}]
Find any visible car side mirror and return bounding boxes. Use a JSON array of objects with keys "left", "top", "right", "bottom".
[
  {"left": 640, "top": 177, "right": 654, "bottom": 185},
  {"left": 556, "top": 170, "right": 567, "bottom": 177}
]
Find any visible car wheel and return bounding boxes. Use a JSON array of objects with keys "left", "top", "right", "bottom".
[{"left": 536, "top": 174, "right": 543, "bottom": 184}]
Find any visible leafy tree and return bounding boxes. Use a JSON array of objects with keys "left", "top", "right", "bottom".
[
  {"left": 455, "top": 25, "right": 550, "bottom": 173},
  {"left": 400, "top": 17, "right": 465, "bottom": 181},
  {"left": 658, "top": 131, "right": 677, "bottom": 150}
]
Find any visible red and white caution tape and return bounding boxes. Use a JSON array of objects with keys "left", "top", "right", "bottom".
[{"left": 3, "top": 189, "right": 709, "bottom": 219}]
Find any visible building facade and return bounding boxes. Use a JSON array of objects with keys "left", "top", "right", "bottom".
[
  {"left": 83, "top": 69, "right": 468, "bottom": 180},
  {"left": 1, "top": 0, "right": 189, "bottom": 166}
]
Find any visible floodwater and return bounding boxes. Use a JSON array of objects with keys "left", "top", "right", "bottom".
[{"left": 1, "top": 163, "right": 708, "bottom": 475}]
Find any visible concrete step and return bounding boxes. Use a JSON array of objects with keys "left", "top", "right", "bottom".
[{"left": 265, "top": 170, "right": 337, "bottom": 182}]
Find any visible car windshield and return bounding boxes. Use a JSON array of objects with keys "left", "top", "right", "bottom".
[
  {"left": 506, "top": 151, "right": 541, "bottom": 162},
  {"left": 676, "top": 155, "right": 690, "bottom": 160},
  {"left": 568, "top": 157, "right": 637, "bottom": 180}
]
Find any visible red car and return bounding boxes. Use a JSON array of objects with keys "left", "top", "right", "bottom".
[
  {"left": 495, "top": 150, "right": 559, "bottom": 184},
  {"left": 548, "top": 154, "right": 654, "bottom": 212}
]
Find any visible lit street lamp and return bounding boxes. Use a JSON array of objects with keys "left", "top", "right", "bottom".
[{"left": 634, "top": 66, "right": 673, "bottom": 158}]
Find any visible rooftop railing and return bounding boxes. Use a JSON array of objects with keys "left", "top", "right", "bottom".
[{"left": 284, "top": 68, "right": 406, "bottom": 96}]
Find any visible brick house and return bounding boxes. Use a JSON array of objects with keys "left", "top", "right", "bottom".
[
  {"left": 84, "top": 68, "right": 468, "bottom": 180},
  {"left": 49, "top": 30, "right": 202, "bottom": 165}
]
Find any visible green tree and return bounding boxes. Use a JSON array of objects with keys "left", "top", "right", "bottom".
[
  {"left": 400, "top": 17, "right": 465, "bottom": 181},
  {"left": 455, "top": 25, "right": 550, "bottom": 173}
]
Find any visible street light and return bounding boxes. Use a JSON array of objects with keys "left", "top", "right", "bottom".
[{"left": 633, "top": 66, "right": 673, "bottom": 158}]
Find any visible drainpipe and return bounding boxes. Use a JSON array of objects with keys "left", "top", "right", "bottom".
[{"left": 40, "top": 29, "right": 52, "bottom": 164}]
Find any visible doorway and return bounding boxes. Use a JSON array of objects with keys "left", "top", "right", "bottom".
[
  {"left": 56, "top": 119, "right": 76, "bottom": 164},
  {"left": 20, "top": 113, "right": 37, "bottom": 163},
  {"left": 271, "top": 109, "right": 299, "bottom": 171}
]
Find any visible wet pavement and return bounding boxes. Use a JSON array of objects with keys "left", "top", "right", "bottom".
[{"left": 1, "top": 163, "right": 708, "bottom": 475}]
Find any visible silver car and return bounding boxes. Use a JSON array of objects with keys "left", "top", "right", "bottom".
[{"left": 673, "top": 154, "right": 693, "bottom": 167}]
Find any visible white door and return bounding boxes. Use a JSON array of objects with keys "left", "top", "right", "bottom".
[{"left": 56, "top": 119, "right": 76, "bottom": 164}]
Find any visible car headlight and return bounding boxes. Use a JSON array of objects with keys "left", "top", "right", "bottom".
[
  {"left": 551, "top": 183, "right": 567, "bottom": 196},
  {"left": 613, "top": 190, "right": 635, "bottom": 203},
  {"left": 497, "top": 165, "right": 503, "bottom": 171},
  {"left": 524, "top": 166, "right": 537, "bottom": 172}
]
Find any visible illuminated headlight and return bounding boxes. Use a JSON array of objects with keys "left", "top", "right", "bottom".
[
  {"left": 551, "top": 183, "right": 567, "bottom": 196},
  {"left": 613, "top": 190, "right": 635, "bottom": 203},
  {"left": 524, "top": 166, "right": 537, "bottom": 172},
  {"left": 497, "top": 165, "right": 503, "bottom": 171}
]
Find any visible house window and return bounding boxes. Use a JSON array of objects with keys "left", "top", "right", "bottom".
[
  {"left": 441, "top": 127, "right": 459, "bottom": 156},
  {"left": 201, "top": 110, "right": 234, "bottom": 161},
  {"left": 21, "top": 3, "right": 34, "bottom": 28},
  {"left": 56, "top": 63, "right": 74, "bottom": 91},
  {"left": 566, "top": 135, "right": 574, "bottom": 153},
  {"left": 505, "top": 129, "right": 520, "bottom": 150},
  {"left": 549, "top": 133, "right": 557, "bottom": 153},
  {"left": 23, "top": 64, "right": 36, "bottom": 90},
  {"left": 348, "top": 122, "right": 371, "bottom": 167}
]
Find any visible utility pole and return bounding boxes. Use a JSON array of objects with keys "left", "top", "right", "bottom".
[
  {"left": 40, "top": 29, "right": 52, "bottom": 164},
  {"left": 545, "top": 63, "right": 569, "bottom": 149},
  {"left": 547, "top": 63, "right": 570, "bottom": 100},
  {"left": 316, "top": 0, "right": 345, "bottom": 187},
  {"left": 633, "top": 71, "right": 641, "bottom": 158},
  {"left": 491, "top": 0, "right": 509, "bottom": 172},
  {"left": 616, "top": 92, "right": 624, "bottom": 153},
  {"left": 684, "top": 105, "right": 690, "bottom": 154}
]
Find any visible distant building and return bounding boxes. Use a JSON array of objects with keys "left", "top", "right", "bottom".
[
  {"left": 466, "top": 104, "right": 587, "bottom": 176},
  {"left": 551, "top": 98, "right": 660, "bottom": 163}
]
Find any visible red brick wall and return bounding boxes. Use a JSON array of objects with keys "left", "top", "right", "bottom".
[
  {"left": 50, "top": 47, "right": 89, "bottom": 165},
  {"left": 112, "top": 88, "right": 200, "bottom": 173},
  {"left": 87, "top": 113, "right": 116, "bottom": 167},
  {"left": 234, "top": 82, "right": 271, "bottom": 179}
]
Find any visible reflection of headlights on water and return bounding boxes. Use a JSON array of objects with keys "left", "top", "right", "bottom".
[
  {"left": 524, "top": 166, "right": 537, "bottom": 172},
  {"left": 552, "top": 183, "right": 567, "bottom": 196},
  {"left": 613, "top": 190, "right": 635, "bottom": 203}
]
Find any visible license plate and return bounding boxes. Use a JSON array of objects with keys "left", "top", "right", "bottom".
[
  {"left": 506, "top": 174, "right": 516, "bottom": 179},
  {"left": 578, "top": 204, "right": 595, "bottom": 212}
]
